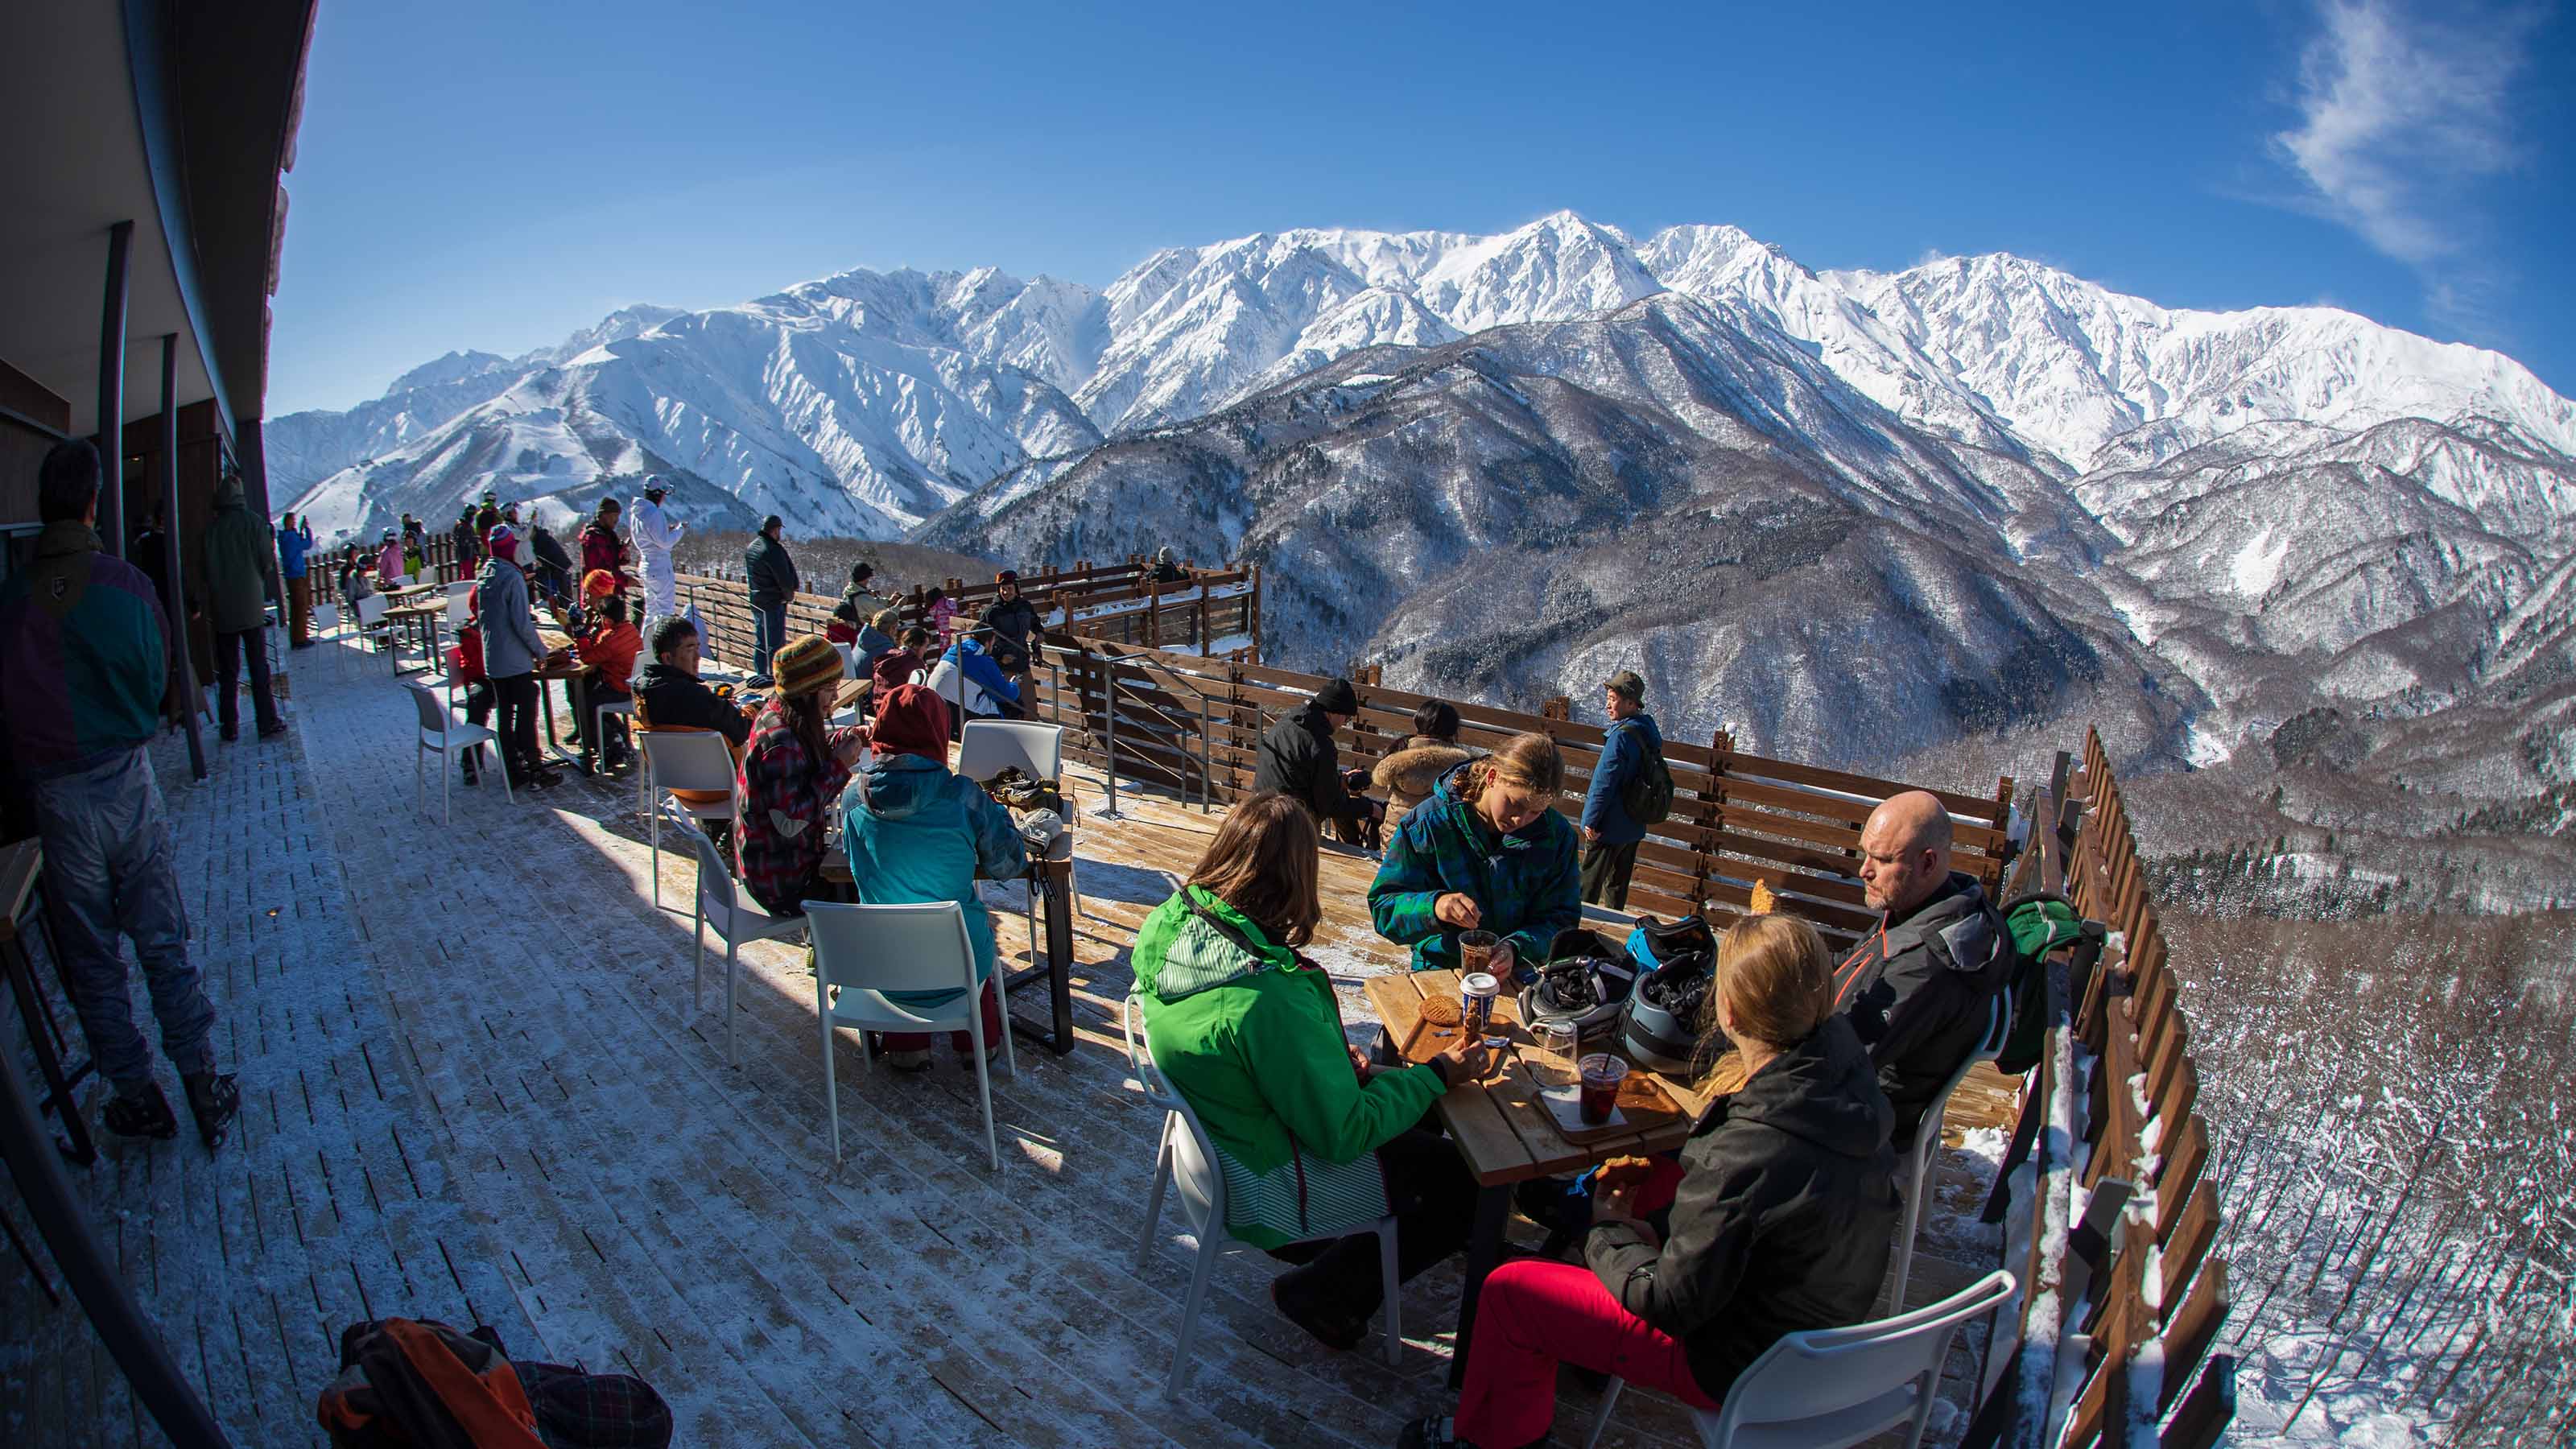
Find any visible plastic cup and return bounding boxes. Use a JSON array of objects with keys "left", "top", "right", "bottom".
[
  {"left": 1579, "top": 1054, "right": 1630, "bottom": 1125},
  {"left": 1459, "top": 929, "right": 1497, "bottom": 979},
  {"left": 1461, "top": 972, "right": 1501, "bottom": 1034},
  {"left": 1536, "top": 1020, "right": 1580, "bottom": 1088}
]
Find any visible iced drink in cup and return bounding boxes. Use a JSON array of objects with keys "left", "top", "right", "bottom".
[
  {"left": 1578, "top": 1054, "right": 1630, "bottom": 1125},
  {"left": 1458, "top": 929, "right": 1497, "bottom": 979},
  {"left": 1461, "top": 972, "right": 1501, "bottom": 1034}
]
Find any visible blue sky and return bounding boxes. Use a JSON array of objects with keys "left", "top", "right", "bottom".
[{"left": 267, "top": 0, "right": 2574, "bottom": 415}]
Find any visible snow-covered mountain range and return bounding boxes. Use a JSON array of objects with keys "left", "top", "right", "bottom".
[{"left": 276, "top": 213, "right": 2576, "bottom": 890}]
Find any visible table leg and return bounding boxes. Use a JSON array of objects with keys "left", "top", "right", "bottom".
[
  {"left": 5, "top": 935, "right": 97, "bottom": 1166},
  {"left": 1045, "top": 863, "right": 1074, "bottom": 1052},
  {"left": 1447, "top": 1183, "right": 1512, "bottom": 1389}
]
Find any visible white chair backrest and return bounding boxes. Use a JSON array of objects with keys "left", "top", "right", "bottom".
[
  {"left": 1122, "top": 996, "right": 1227, "bottom": 1237},
  {"left": 315, "top": 601, "right": 341, "bottom": 631},
  {"left": 832, "top": 642, "right": 857, "bottom": 679},
  {"left": 807, "top": 900, "right": 981, "bottom": 1014},
  {"left": 444, "top": 580, "right": 474, "bottom": 598},
  {"left": 638, "top": 729, "right": 737, "bottom": 795},
  {"left": 1716, "top": 1269, "right": 2016, "bottom": 1439},
  {"left": 402, "top": 681, "right": 452, "bottom": 734},
  {"left": 357, "top": 592, "right": 389, "bottom": 625},
  {"left": 445, "top": 590, "right": 472, "bottom": 625},
  {"left": 660, "top": 804, "right": 745, "bottom": 926},
  {"left": 956, "top": 720, "right": 1064, "bottom": 784}
]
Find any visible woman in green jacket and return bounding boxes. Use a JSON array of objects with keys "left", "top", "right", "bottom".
[{"left": 1134, "top": 792, "right": 1487, "bottom": 1352}]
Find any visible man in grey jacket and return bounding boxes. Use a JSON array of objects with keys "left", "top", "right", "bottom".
[
  {"left": 196, "top": 474, "right": 284, "bottom": 741},
  {"left": 477, "top": 524, "right": 558, "bottom": 789}
]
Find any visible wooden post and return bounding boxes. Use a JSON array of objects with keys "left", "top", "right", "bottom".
[
  {"left": 1145, "top": 576, "right": 1161, "bottom": 649},
  {"left": 1195, "top": 589, "right": 1210, "bottom": 655},
  {"left": 1249, "top": 564, "right": 1262, "bottom": 664},
  {"left": 1541, "top": 696, "right": 1571, "bottom": 723}
]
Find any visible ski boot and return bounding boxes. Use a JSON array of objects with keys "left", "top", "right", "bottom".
[
  {"left": 183, "top": 1071, "right": 242, "bottom": 1151},
  {"left": 102, "top": 1081, "right": 179, "bottom": 1141}
]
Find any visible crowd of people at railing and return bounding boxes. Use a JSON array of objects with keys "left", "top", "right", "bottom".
[{"left": 1, "top": 447, "right": 2026, "bottom": 1446}]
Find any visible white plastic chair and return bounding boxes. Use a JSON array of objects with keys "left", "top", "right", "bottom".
[
  {"left": 592, "top": 697, "right": 633, "bottom": 771},
  {"left": 1885, "top": 994, "right": 2010, "bottom": 1312},
  {"left": 832, "top": 641, "right": 858, "bottom": 679},
  {"left": 1121, "top": 997, "right": 1402, "bottom": 1395},
  {"left": 1583, "top": 1269, "right": 2017, "bottom": 1449},
  {"left": 353, "top": 592, "right": 401, "bottom": 674},
  {"left": 807, "top": 899, "right": 1014, "bottom": 1171},
  {"left": 637, "top": 729, "right": 738, "bottom": 909},
  {"left": 403, "top": 680, "right": 508, "bottom": 824},
  {"left": 312, "top": 600, "right": 345, "bottom": 663},
  {"left": 661, "top": 804, "right": 805, "bottom": 1067},
  {"left": 956, "top": 718, "right": 1084, "bottom": 923}
]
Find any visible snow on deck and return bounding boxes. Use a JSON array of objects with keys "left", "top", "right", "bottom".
[{"left": 2, "top": 643, "right": 2018, "bottom": 1448}]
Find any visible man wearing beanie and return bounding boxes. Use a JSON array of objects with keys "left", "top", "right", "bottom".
[
  {"left": 1255, "top": 675, "right": 1381, "bottom": 846},
  {"left": 477, "top": 523, "right": 559, "bottom": 790},
  {"left": 1579, "top": 669, "right": 1666, "bottom": 910},
  {"left": 744, "top": 514, "right": 799, "bottom": 685}
]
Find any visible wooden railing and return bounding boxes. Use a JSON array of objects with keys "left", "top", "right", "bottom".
[
  {"left": 1027, "top": 636, "right": 2017, "bottom": 953},
  {"left": 1970, "top": 729, "right": 2235, "bottom": 1449},
  {"left": 671, "top": 566, "right": 1259, "bottom": 673}
]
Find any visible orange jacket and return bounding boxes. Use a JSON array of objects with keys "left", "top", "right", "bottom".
[{"left": 574, "top": 619, "right": 642, "bottom": 687}]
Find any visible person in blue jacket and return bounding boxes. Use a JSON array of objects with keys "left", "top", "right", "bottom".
[
  {"left": 1369, "top": 733, "right": 1581, "bottom": 976},
  {"left": 1580, "top": 669, "right": 1664, "bottom": 910},
  {"left": 926, "top": 623, "right": 1024, "bottom": 731},
  {"left": 840, "top": 683, "right": 1030, "bottom": 1071}
]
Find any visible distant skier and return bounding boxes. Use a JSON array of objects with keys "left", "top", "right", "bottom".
[{"left": 632, "top": 476, "right": 684, "bottom": 621}]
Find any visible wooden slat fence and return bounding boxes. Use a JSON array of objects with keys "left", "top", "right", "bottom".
[
  {"left": 1019, "top": 635, "right": 2017, "bottom": 953},
  {"left": 1975, "top": 729, "right": 2238, "bottom": 1449},
  {"left": 675, "top": 567, "right": 1258, "bottom": 670}
]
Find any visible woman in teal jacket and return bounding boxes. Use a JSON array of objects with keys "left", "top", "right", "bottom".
[
  {"left": 1369, "top": 732, "right": 1582, "bottom": 975},
  {"left": 1134, "top": 792, "right": 1484, "bottom": 1352},
  {"left": 840, "top": 684, "right": 1028, "bottom": 1069}
]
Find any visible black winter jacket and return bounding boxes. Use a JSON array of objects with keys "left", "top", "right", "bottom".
[
  {"left": 1253, "top": 704, "right": 1357, "bottom": 824},
  {"left": 1832, "top": 873, "right": 2012, "bottom": 1148},
  {"left": 1585, "top": 1015, "right": 1901, "bottom": 1401},
  {"left": 745, "top": 533, "right": 799, "bottom": 607},
  {"left": 634, "top": 663, "right": 752, "bottom": 746},
  {"left": 979, "top": 594, "right": 1042, "bottom": 649}
]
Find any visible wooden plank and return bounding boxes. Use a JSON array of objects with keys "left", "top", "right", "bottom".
[
  {"left": 2157, "top": 1180, "right": 2223, "bottom": 1314},
  {"left": 2159, "top": 1258, "right": 2230, "bottom": 1411},
  {"left": 2155, "top": 1115, "right": 2211, "bottom": 1240}
]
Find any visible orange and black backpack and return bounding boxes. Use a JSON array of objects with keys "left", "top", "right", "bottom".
[{"left": 317, "top": 1318, "right": 671, "bottom": 1448}]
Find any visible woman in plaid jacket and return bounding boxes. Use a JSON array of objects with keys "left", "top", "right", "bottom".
[{"left": 734, "top": 636, "right": 866, "bottom": 914}]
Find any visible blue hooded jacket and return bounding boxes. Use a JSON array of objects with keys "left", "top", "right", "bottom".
[
  {"left": 840, "top": 753, "right": 1029, "bottom": 1003},
  {"left": 1581, "top": 711, "right": 1665, "bottom": 846}
]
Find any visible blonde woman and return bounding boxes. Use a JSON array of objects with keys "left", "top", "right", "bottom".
[
  {"left": 1399, "top": 914, "right": 1902, "bottom": 1449},
  {"left": 1368, "top": 732, "right": 1580, "bottom": 974}
]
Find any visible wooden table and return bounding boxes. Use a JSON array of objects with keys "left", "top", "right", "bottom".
[
  {"left": 817, "top": 837, "right": 1080, "bottom": 1055},
  {"left": 1366, "top": 968, "right": 1742, "bottom": 1386},
  {"left": 0, "top": 841, "right": 93, "bottom": 1167},
  {"left": 382, "top": 599, "right": 445, "bottom": 675}
]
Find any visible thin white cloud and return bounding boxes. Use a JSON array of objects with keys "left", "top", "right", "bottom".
[{"left": 2269, "top": 0, "right": 2546, "bottom": 332}]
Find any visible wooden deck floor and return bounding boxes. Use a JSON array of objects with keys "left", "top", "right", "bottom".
[{"left": 1, "top": 648, "right": 2017, "bottom": 1447}]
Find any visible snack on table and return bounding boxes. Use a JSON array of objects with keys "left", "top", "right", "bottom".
[
  {"left": 1595, "top": 1154, "right": 1655, "bottom": 1190},
  {"left": 1419, "top": 997, "right": 1463, "bottom": 1029}
]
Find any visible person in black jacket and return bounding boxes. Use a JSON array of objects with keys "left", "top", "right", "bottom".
[
  {"left": 527, "top": 514, "right": 576, "bottom": 602},
  {"left": 743, "top": 514, "right": 799, "bottom": 684},
  {"left": 1253, "top": 677, "right": 1381, "bottom": 847},
  {"left": 976, "top": 569, "right": 1043, "bottom": 678},
  {"left": 631, "top": 615, "right": 753, "bottom": 748},
  {"left": 1404, "top": 914, "right": 1901, "bottom": 1449},
  {"left": 1831, "top": 791, "right": 2013, "bottom": 1149}
]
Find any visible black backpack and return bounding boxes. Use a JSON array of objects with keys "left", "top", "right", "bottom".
[{"left": 1616, "top": 722, "right": 1675, "bottom": 826}]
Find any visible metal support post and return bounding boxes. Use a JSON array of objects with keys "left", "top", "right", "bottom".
[
  {"left": 1097, "top": 654, "right": 1123, "bottom": 820},
  {"left": 1199, "top": 691, "right": 1213, "bottom": 813},
  {"left": 95, "top": 221, "right": 134, "bottom": 555},
  {"left": 159, "top": 336, "right": 205, "bottom": 780}
]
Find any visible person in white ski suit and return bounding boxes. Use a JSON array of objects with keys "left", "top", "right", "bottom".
[{"left": 631, "top": 477, "right": 684, "bottom": 621}]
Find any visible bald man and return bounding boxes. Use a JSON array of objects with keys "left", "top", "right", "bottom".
[{"left": 1831, "top": 791, "right": 2011, "bottom": 1148}]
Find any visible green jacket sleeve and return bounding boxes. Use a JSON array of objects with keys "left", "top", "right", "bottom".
[
  {"left": 1368, "top": 825, "right": 1446, "bottom": 947},
  {"left": 1240, "top": 979, "right": 1443, "bottom": 1165}
]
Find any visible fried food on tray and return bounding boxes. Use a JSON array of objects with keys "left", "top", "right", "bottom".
[
  {"left": 1594, "top": 1154, "right": 1655, "bottom": 1190},
  {"left": 1419, "top": 997, "right": 1463, "bottom": 1029}
]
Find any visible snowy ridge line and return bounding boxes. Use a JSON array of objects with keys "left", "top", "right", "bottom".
[{"left": 1972, "top": 736, "right": 2236, "bottom": 1449}]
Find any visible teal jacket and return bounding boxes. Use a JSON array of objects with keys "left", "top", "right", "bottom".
[
  {"left": 1369, "top": 762, "right": 1582, "bottom": 972},
  {"left": 839, "top": 753, "right": 1027, "bottom": 993},
  {"left": 1133, "top": 886, "right": 1446, "bottom": 1248},
  {"left": 0, "top": 523, "right": 169, "bottom": 778}
]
